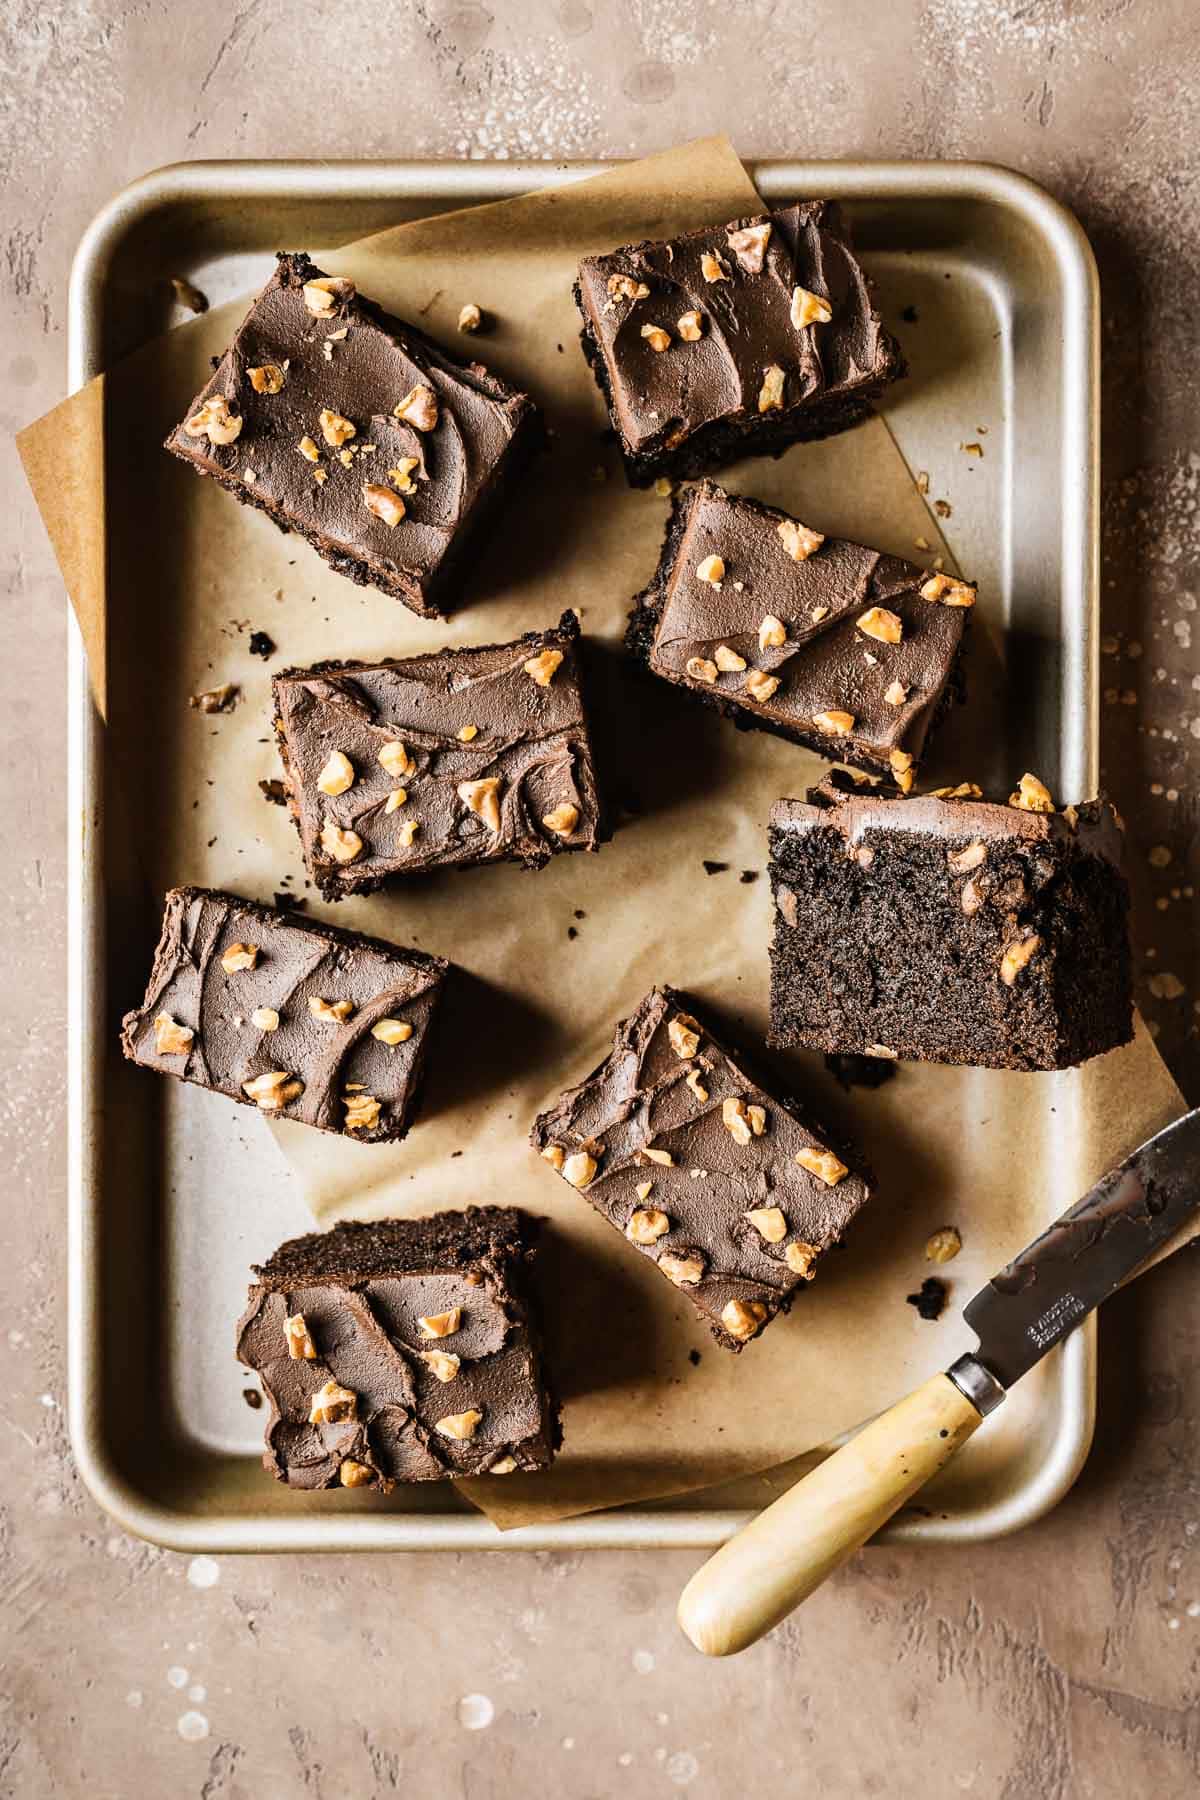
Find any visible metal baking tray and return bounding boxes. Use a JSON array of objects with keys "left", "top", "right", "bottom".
[{"left": 68, "top": 159, "right": 1098, "bottom": 1551}]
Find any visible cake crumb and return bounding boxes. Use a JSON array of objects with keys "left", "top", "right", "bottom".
[{"left": 906, "top": 1277, "right": 947, "bottom": 1321}]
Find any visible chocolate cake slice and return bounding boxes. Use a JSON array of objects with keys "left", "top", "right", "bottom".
[
  {"left": 575, "top": 203, "right": 904, "bottom": 486},
  {"left": 121, "top": 887, "right": 447, "bottom": 1141},
  {"left": 165, "top": 253, "right": 541, "bottom": 618},
  {"left": 272, "top": 611, "right": 603, "bottom": 900},
  {"left": 627, "top": 482, "right": 972, "bottom": 781},
  {"left": 768, "top": 777, "right": 1133, "bottom": 1070},
  {"left": 237, "top": 1209, "right": 559, "bottom": 1489},
  {"left": 531, "top": 986, "right": 872, "bottom": 1351}
]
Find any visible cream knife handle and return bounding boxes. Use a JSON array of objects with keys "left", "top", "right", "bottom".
[{"left": 678, "top": 1362, "right": 1001, "bottom": 1658}]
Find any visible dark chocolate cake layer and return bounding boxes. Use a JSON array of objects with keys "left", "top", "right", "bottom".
[
  {"left": 121, "top": 887, "right": 447, "bottom": 1141},
  {"left": 238, "top": 1209, "right": 559, "bottom": 1489},
  {"left": 768, "top": 781, "right": 1132, "bottom": 1070},
  {"left": 576, "top": 203, "right": 904, "bottom": 485},
  {"left": 166, "top": 253, "right": 541, "bottom": 618},
  {"left": 273, "top": 611, "right": 603, "bottom": 899},
  {"left": 531, "top": 986, "right": 872, "bottom": 1351},
  {"left": 627, "top": 482, "right": 971, "bottom": 779}
]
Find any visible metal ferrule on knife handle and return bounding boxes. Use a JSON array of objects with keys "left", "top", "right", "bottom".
[{"left": 945, "top": 1353, "right": 1007, "bottom": 1417}]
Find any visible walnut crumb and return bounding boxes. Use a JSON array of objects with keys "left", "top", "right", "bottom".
[
  {"left": 777, "top": 518, "right": 824, "bottom": 561},
  {"left": 542, "top": 803, "right": 579, "bottom": 838},
  {"left": 421, "top": 1350, "right": 462, "bottom": 1383},
  {"left": 343, "top": 1093, "right": 382, "bottom": 1132},
  {"left": 242, "top": 1070, "right": 304, "bottom": 1111},
  {"left": 659, "top": 1252, "right": 706, "bottom": 1287},
  {"left": 785, "top": 1241, "right": 819, "bottom": 1279},
  {"left": 813, "top": 709, "right": 855, "bottom": 736},
  {"left": 384, "top": 789, "right": 407, "bottom": 813},
  {"left": 317, "top": 749, "right": 355, "bottom": 796},
  {"left": 389, "top": 457, "right": 419, "bottom": 495},
  {"left": 251, "top": 1007, "right": 280, "bottom": 1032},
  {"left": 790, "top": 285, "right": 833, "bottom": 328},
  {"left": 677, "top": 310, "right": 704, "bottom": 341},
  {"left": 309, "top": 1379, "right": 357, "bottom": 1424},
  {"left": 153, "top": 1013, "right": 194, "bottom": 1056},
  {"left": 607, "top": 273, "right": 651, "bottom": 301},
  {"left": 668, "top": 1013, "right": 701, "bottom": 1059},
  {"left": 889, "top": 747, "right": 915, "bottom": 793},
  {"left": 1009, "top": 772, "right": 1054, "bottom": 813},
  {"left": 319, "top": 820, "right": 364, "bottom": 864},
  {"left": 926, "top": 1227, "right": 962, "bottom": 1264},
  {"left": 1000, "top": 935, "right": 1041, "bottom": 984},
  {"left": 372, "top": 1018, "right": 413, "bottom": 1046},
  {"left": 363, "top": 483, "right": 405, "bottom": 528},
  {"left": 696, "top": 554, "right": 725, "bottom": 585},
  {"left": 458, "top": 776, "right": 503, "bottom": 832},
  {"left": 727, "top": 221, "right": 772, "bottom": 272},
  {"left": 378, "top": 740, "right": 415, "bottom": 778},
  {"left": 285, "top": 1313, "right": 316, "bottom": 1360},
  {"left": 635, "top": 1179, "right": 655, "bottom": 1202},
  {"left": 393, "top": 385, "right": 439, "bottom": 431},
  {"left": 700, "top": 250, "right": 730, "bottom": 283},
  {"left": 640, "top": 1146, "right": 674, "bottom": 1167},
  {"left": 339, "top": 1459, "right": 375, "bottom": 1488},
  {"left": 640, "top": 323, "right": 672, "bottom": 352},
  {"left": 418, "top": 1310, "right": 462, "bottom": 1339},
  {"left": 715, "top": 644, "right": 747, "bottom": 673},
  {"left": 309, "top": 996, "right": 354, "bottom": 1023},
  {"left": 745, "top": 669, "right": 781, "bottom": 703},
  {"left": 686, "top": 656, "right": 719, "bottom": 684},
  {"left": 319, "top": 407, "right": 356, "bottom": 447},
  {"left": 758, "top": 365, "right": 786, "bottom": 412},
  {"left": 457, "top": 302, "right": 483, "bottom": 332},
  {"left": 947, "top": 840, "right": 987, "bottom": 874},
  {"left": 541, "top": 1144, "right": 565, "bottom": 1171},
  {"left": 920, "top": 572, "right": 976, "bottom": 608},
  {"left": 857, "top": 607, "right": 903, "bottom": 645},
  {"left": 297, "top": 436, "right": 321, "bottom": 463},
  {"left": 795, "top": 1144, "right": 849, "bottom": 1186},
  {"left": 627, "top": 1208, "right": 671, "bottom": 1245},
  {"left": 395, "top": 820, "right": 420, "bottom": 849},
  {"left": 524, "top": 648, "right": 564, "bottom": 686},
  {"left": 745, "top": 1206, "right": 787, "bottom": 1244},
  {"left": 562, "top": 1150, "right": 598, "bottom": 1189},
  {"left": 183, "top": 394, "right": 242, "bottom": 445},
  {"left": 457, "top": 724, "right": 479, "bottom": 742},
  {"left": 302, "top": 277, "right": 354, "bottom": 317},
  {"left": 759, "top": 614, "right": 787, "bottom": 650},
  {"left": 247, "top": 363, "right": 285, "bottom": 394},
  {"left": 434, "top": 1409, "right": 483, "bottom": 1441},
  {"left": 884, "top": 679, "right": 909, "bottom": 707}
]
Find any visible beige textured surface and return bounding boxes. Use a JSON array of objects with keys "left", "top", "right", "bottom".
[{"left": 3, "top": 3, "right": 1200, "bottom": 1794}]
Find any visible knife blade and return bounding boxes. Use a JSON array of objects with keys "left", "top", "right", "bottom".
[
  {"left": 957, "top": 1105, "right": 1200, "bottom": 1399},
  {"left": 678, "top": 1106, "right": 1200, "bottom": 1656}
]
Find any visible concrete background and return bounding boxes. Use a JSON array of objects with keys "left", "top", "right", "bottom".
[{"left": 3, "top": 2, "right": 1200, "bottom": 1794}]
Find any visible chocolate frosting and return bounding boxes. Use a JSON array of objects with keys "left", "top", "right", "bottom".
[
  {"left": 771, "top": 787, "right": 1126, "bottom": 868},
  {"left": 274, "top": 611, "right": 602, "bottom": 897},
  {"left": 120, "top": 887, "right": 447, "bottom": 1141},
  {"left": 577, "top": 203, "right": 898, "bottom": 457},
  {"left": 237, "top": 1210, "right": 557, "bottom": 1487},
  {"left": 633, "top": 481, "right": 968, "bottom": 770},
  {"left": 165, "top": 253, "right": 537, "bottom": 617},
  {"left": 530, "top": 986, "right": 872, "bottom": 1350}
]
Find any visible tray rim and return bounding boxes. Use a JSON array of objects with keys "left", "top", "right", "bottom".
[{"left": 67, "top": 155, "right": 1100, "bottom": 1553}]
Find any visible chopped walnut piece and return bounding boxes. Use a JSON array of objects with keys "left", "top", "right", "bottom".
[
  {"left": 183, "top": 394, "right": 243, "bottom": 445},
  {"left": 388, "top": 457, "right": 420, "bottom": 495},
  {"left": 659, "top": 1251, "right": 705, "bottom": 1287},
  {"left": 884, "top": 679, "right": 910, "bottom": 707},
  {"left": 421, "top": 1349, "right": 462, "bottom": 1383},
  {"left": 190, "top": 681, "right": 239, "bottom": 715},
  {"left": 247, "top": 362, "right": 286, "bottom": 394},
  {"left": 372, "top": 1018, "right": 413, "bottom": 1046},
  {"left": 776, "top": 518, "right": 825, "bottom": 561},
  {"left": 309, "top": 996, "right": 354, "bottom": 1023},
  {"left": 524, "top": 648, "right": 564, "bottom": 686},
  {"left": 285, "top": 1313, "right": 316, "bottom": 1360},
  {"left": 363, "top": 483, "right": 405, "bottom": 528},
  {"left": 677, "top": 309, "right": 704, "bottom": 341},
  {"left": 857, "top": 607, "right": 903, "bottom": 645},
  {"left": 865, "top": 1043, "right": 898, "bottom": 1059},
  {"left": 435, "top": 1408, "right": 483, "bottom": 1441},
  {"left": 317, "top": 749, "right": 355, "bottom": 796},
  {"left": 457, "top": 302, "right": 482, "bottom": 332},
  {"left": 961, "top": 874, "right": 985, "bottom": 915},
  {"left": 790, "top": 285, "right": 833, "bottom": 328},
  {"left": 926, "top": 1227, "right": 962, "bottom": 1264},
  {"left": 319, "top": 407, "right": 356, "bottom": 448},
  {"left": 396, "top": 819, "right": 420, "bottom": 849},
  {"left": 641, "top": 1146, "right": 674, "bottom": 1167},
  {"left": 889, "top": 747, "right": 915, "bottom": 793},
  {"left": 745, "top": 1206, "right": 787, "bottom": 1244},
  {"left": 745, "top": 669, "right": 781, "bottom": 703},
  {"left": 252, "top": 1006, "right": 280, "bottom": 1032},
  {"left": 785, "top": 1241, "right": 819, "bottom": 1280},
  {"left": 1000, "top": 935, "right": 1041, "bottom": 985},
  {"left": 607, "top": 273, "right": 651, "bottom": 301},
  {"left": 920, "top": 572, "right": 976, "bottom": 608},
  {"left": 727, "top": 221, "right": 772, "bottom": 272},
  {"left": 795, "top": 1144, "right": 849, "bottom": 1186},
  {"left": 541, "top": 1145, "right": 565, "bottom": 1171},
  {"left": 947, "top": 840, "right": 987, "bottom": 874},
  {"left": 343, "top": 1093, "right": 382, "bottom": 1131},
  {"left": 339, "top": 1459, "right": 375, "bottom": 1488},
  {"left": 627, "top": 1208, "right": 671, "bottom": 1245},
  {"left": 418, "top": 1309, "right": 462, "bottom": 1339},
  {"left": 153, "top": 1013, "right": 194, "bottom": 1056},
  {"left": 746, "top": 1104, "right": 767, "bottom": 1136},
  {"left": 685, "top": 1066, "right": 709, "bottom": 1102},
  {"left": 640, "top": 323, "right": 672, "bottom": 352},
  {"left": 715, "top": 644, "right": 747, "bottom": 673},
  {"left": 686, "top": 656, "right": 719, "bottom": 684},
  {"left": 635, "top": 1179, "right": 654, "bottom": 1201},
  {"left": 302, "top": 276, "right": 354, "bottom": 317},
  {"left": 654, "top": 477, "right": 675, "bottom": 497},
  {"left": 1009, "top": 772, "right": 1055, "bottom": 813},
  {"left": 490, "top": 1455, "right": 518, "bottom": 1475},
  {"left": 384, "top": 788, "right": 407, "bottom": 813},
  {"left": 457, "top": 724, "right": 479, "bottom": 743},
  {"left": 813, "top": 709, "right": 854, "bottom": 736},
  {"left": 931, "top": 782, "right": 983, "bottom": 800},
  {"left": 700, "top": 249, "right": 730, "bottom": 283},
  {"left": 393, "top": 385, "right": 439, "bottom": 431},
  {"left": 721, "top": 1298, "right": 768, "bottom": 1342},
  {"left": 458, "top": 776, "right": 503, "bottom": 832},
  {"left": 696, "top": 554, "right": 725, "bottom": 585},
  {"left": 668, "top": 1013, "right": 701, "bottom": 1059},
  {"left": 221, "top": 942, "right": 260, "bottom": 974},
  {"left": 722, "top": 1096, "right": 756, "bottom": 1146},
  {"left": 297, "top": 435, "right": 321, "bottom": 463},
  {"left": 319, "top": 820, "right": 364, "bottom": 864},
  {"left": 378, "top": 740, "right": 416, "bottom": 778},
  {"left": 309, "top": 1379, "right": 357, "bottom": 1424},
  {"left": 242, "top": 1069, "right": 304, "bottom": 1111},
  {"left": 810, "top": 605, "right": 830, "bottom": 624},
  {"left": 758, "top": 615, "right": 787, "bottom": 651},
  {"left": 541, "top": 803, "right": 579, "bottom": 839},
  {"left": 562, "top": 1150, "right": 598, "bottom": 1188},
  {"left": 758, "top": 364, "right": 786, "bottom": 412}
]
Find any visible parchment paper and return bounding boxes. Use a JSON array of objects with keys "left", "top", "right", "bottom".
[{"left": 19, "top": 138, "right": 1192, "bottom": 1531}]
